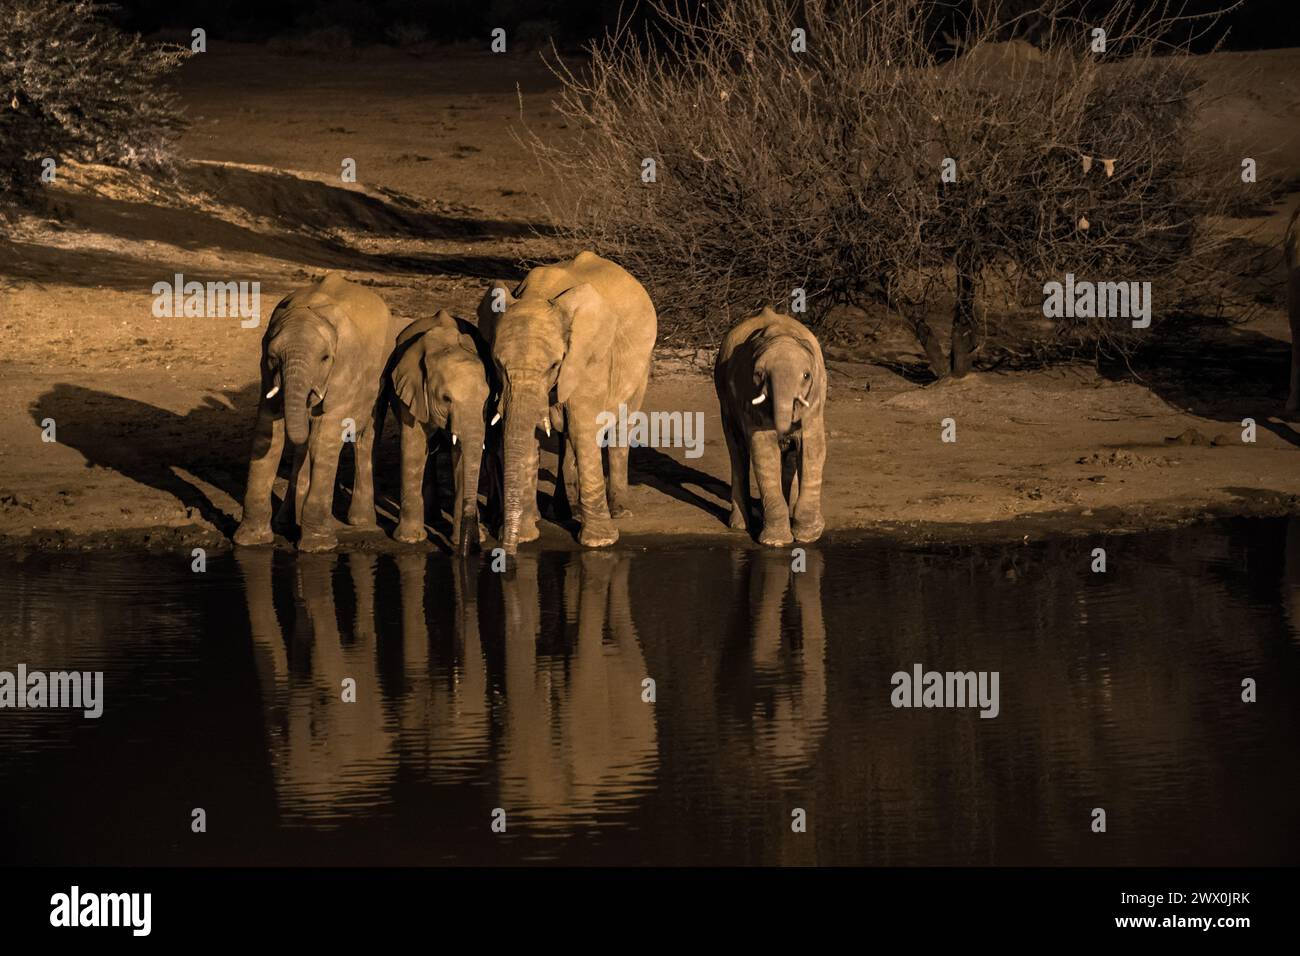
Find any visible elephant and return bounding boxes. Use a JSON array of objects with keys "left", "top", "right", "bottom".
[
  {"left": 1286, "top": 206, "right": 1300, "bottom": 415},
  {"left": 388, "top": 309, "right": 497, "bottom": 553},
  {"left": 714, "top": 306, "right": 827, "bottom": 546},
  {"left": 233, "top": 273, "right": 400, "bottom": 552},
  {"left": 477, "top": 251, "right": 657, "bottom": 554}
]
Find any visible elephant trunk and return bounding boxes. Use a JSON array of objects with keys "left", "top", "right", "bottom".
[
  {"left": 500, "top": 386, "right": 545, "bottom": 555},
  {"left": 452, "top": 412, "right": 485, "bottom": 556},
  {"left": 281, "top": 354, "right": 314, "bottom": 446},
  {"left": 771, "top": 375, "right": 796, "bottom": 437}
]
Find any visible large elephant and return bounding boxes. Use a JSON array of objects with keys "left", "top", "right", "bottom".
[
  {"left": 477, "top": 251, "right": 657, "bottom": 553},
  {"left": 714, "top": 307, "right": 827, "bottom": 546},
  {"left": 389, "top": 309, "right": 496, "bottom": 553},
  {"left": 234, "top": 273, "right": 399, "bottom": 552}
]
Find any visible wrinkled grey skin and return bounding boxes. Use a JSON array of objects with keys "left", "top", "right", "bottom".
[
  {"left": 477, "top": 251, "right": 657, "bottom": 554},
  {"left": 389, "top": 309, "right": 497, "bottom": 554},
  {"left": 715, "top": 307, "right": 827, "bottom": 546},
  {"left": 234, "top": 273, "right": 400, "bottom": 552}
]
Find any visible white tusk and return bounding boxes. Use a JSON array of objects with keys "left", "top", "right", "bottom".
[
  {"left": 543, "top": 419, "right": 551, "bottom": 437},
  {"left": 491, "top": 412, "right": 501, "bottom": 426},
  {"left": 265, "top": 385, "right": 280, "bottom": 400},
  {"left": 796, "top": 395, "right": 811, "bottom": 407},
  {"left": 451, "top": 433, "right": 458, "bottom": 445},
  {"left": 751, "top": 391, "right": 767, "bottom": 405}
]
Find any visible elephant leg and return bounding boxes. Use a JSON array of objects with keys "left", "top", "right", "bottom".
[
  {"left": 571, "top": 410, "right": 617, "bottom": 548},
  {"left": 565, "top": 431, "right": 581, "bottom": 517},
  {"left": 792, "top": 421, "right": 826, "bottom": 543},
  {"left": 394, "top": 420, "right": 429, "bottom": 543},
  {"left": 723, "top": 418, "right": 751, "bottom": 531},
  {"left": 234, "top": 399, "right": 284, "bottom": 546},
  {"left": 606, "top": 442, "right": 632, "bottom": 518},
  {"left": 551, "top": 429, "right": 577, "bottom": 521},
  {"left": 782, "top": 441, "right": 799, "bottom": 517},
  {"left": 347, "top": 417, "right": 378, "bottom": 528},
  {"left": 299, "top": 414, "right": 344, "bottom": 552},
  {"left": 750, "top": 429, "right": 791, "bottom": 547},
  {"left": 276, "top": 440, "right": 308, "bottom": 533},
  {"left": 607, "top": 383, "right": 643, "bottom": 518}
]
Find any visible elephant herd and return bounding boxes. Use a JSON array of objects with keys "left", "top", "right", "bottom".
[{"left": 232, "top": 252, "right": 828, "bottom": 555}]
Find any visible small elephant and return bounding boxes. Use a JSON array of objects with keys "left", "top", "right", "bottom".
[
  {"left": 389, "top": 309, "right": 497, "bottom": 553},
  {"left": 477, "top": 251, "right": 657, "bottom": 554},
  {"left": 715, "top": 306, "right": 827, "bottom": 546},
  {"left": 234, "top": 273, "right": 399, "bottom": 552}
]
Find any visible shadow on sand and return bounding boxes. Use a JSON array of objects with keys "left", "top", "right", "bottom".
[
  {"left": 1104, "top": 322, "right": 1300, "bottom": 449},
  {"left": 28, "top": 382, "right": 415, "bottom": 540},
  {"left": 1, "top": 161, "right": 548, "bottom": 292}
]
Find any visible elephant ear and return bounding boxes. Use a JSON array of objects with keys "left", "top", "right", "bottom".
[
  {"left": 393, "top": 341, "right": 429, "bottom": 422},
  {"left": 555, "top": 283, "right": 615, "bottom": 405},
  {"left": 476, "top": 281, "right": 516, "bottom": 346}
]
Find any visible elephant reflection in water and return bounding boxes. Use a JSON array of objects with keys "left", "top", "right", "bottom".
[
  {"left": 238, "top": 546, "right": 658, "bottom": 831},
  {"left": 236, "top": 549, "right": 396, "bottom": 825},
  {"left": 391, "top": 553, "right": 491, "bottom": 779},
  {"left": 492, "top": 551, "right": 659, "bottom": 828},
  {"left": 740, "top": 548, "right": 827, "bottom": 784}
]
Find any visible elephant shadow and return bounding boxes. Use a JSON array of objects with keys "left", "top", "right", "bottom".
[
  {"left": 30, "top": 382, "right": 405, "bottom": 538},
  {"left": 629, "top": 446, "right": 732, "bottom": 524},
  {"left": 528, "top": 442, "right": 732, "bottom": 537}
]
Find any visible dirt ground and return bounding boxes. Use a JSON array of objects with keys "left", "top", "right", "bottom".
[{"left": 5, "top": 44, "right": 1300, "bottom": 551}]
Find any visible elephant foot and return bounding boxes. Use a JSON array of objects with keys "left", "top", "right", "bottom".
[
  {"left": 297, "top": 529, "right": 339, "bottom": 553},
  {"left": 728, "top": 506, "right": 749, "bottom": 531},
  {"left": 233, "top": 522, "right": 274, "bottom": 547},
  {"left": 393, "top": 521, "right": 426, "bottom": 544},
  {"left": 758, "top": 521, "right": 794, "bottom": 547},
  {"left": 793, "top": 515, "right": 824, "bottom": 543},
  {"left": 517, "top": 520, "right": 541, "bottom": 544},
  {"left": 579, "top": 519, "right": 619, "bottom": 549},
  {"left": 346, "top": 508, "right": 377, "bottom": 529},
  {"left": 609, "top": 503, "right": 633, "bottom": 519}
]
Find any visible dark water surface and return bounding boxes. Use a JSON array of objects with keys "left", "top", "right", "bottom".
[{"left": 2, "top": 519, "right": 1298, "bottom": 866}]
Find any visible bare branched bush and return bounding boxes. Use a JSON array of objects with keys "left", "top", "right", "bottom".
[
  {"left": 0, "top": 1, "right": 190, "bottom": 212},
  {"left": 529, "top": 0, "right": 1247, "bottom": 375}
]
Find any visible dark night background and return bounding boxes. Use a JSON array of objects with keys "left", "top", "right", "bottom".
[{"left": 105, "top": 1, "right": 1300, "bottom": 52}]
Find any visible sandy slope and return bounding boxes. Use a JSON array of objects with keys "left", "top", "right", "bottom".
[{"left": 3, "top": 43, "right": 1300, "bottom": 550}]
